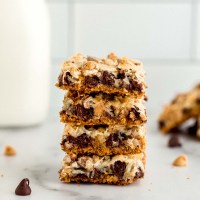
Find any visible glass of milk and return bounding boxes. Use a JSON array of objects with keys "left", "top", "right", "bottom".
[{"left": 0, "top": 0, "right": 50, "bottom": 126}]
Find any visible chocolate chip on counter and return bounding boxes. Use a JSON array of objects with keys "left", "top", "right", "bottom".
[
  {"left": 15, "top": 178, "right": 31, "bottom": 196},
  {"left": 72, "top": 104, "right": 94, "bottom": 121},
  {"left": 85, "top": 76, "right": 100, "bottom": 87},
  {"left": 111, "top": 161, "right": 126, "bottom": 180},
  {"left": 168, "top": 135, "right": 182, "bottom": 148},
  {"left": 64, "top": 72, "right": 72, "bottom": 85},
  {"left": 126, "top": 79, "right": 142, "bottom": 92},
  {"left": 117, "top": 70, "right": 125, "bottom": 79},
  {"left": 101, "top": 71, "right": 115, "bottom": 85},
  {"left": 134, "top": 167, "right": 144, "bottom": 179},
  {"left": 77, "top": 133, "right": 91, "bottom": 148}
]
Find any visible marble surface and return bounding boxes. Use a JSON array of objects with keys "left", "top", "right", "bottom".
[{"left": 1, "top": 62, "right": 200, "bottom": 200}]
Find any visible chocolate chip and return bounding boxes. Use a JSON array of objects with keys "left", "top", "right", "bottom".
[
  {"left": 65, "top": 134, "right": 91, "bottom": 148},
  {"left": 74, "top": 174, "right": 88, "bottom": 179},
  {"left": 134, "top": 167, "right": 144, "bottom": 179},
  {"left": 72, "top": 104, "right": 94, "bottom": 121},
  {"left": 168, "top": 135, "right": 182, "bottom": 148},
  {"left": 111, "top": 161, "right": 126, "bottom": 180},
  {"left": 126, "top": 79, "right": 142, "bottom": 92},
  {"left": 15, "top": 178, "right": 31, "bottom": 196},
  {"left": 101, "top": 71, "right": 115, "bottom": 85},
  {"left": 117, "top": 70, "right": 125, "bottom": 79},
  {"left": 85, "top": 76, "right": 100, "bottom": 87},
  {"left": 60, "top": 110, "right": 66, "bottom": 115},
  {"left": 58, "top": 73, "right": 63, "bottom": 86},
  {"left": 106, "top": 132, "right": 128, "bottom": 147},
  {"left": 64, "top": 72, "right": 72, "bottom": 85},
  {"left": 104, "top": 94, "right": 115, "bottom": 101},
  {"left": 77, "top": 133, "right": 90, "bottom": 148},
  {"left": 158, "top": 120, "right": 165, "bottom": 129},
  {"left": 92, "top": 168, "right": 102, "bottom": 179},
  {"left": 93, "top": 124, "right": 109, "bottom": 129},
  {"left": 129, "top": 107, "right": 140, "bottom": 119}
]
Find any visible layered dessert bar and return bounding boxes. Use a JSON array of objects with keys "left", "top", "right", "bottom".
[
  {"left": 158, "top": 84, "right": 200, "bottom": 133},
  {"left": 59, "top": 153, "right": 145, "bottom": 185},
  {"left": 56, "top": 53, "right": 146, "bottom": 97},
  {"left": 60, "top": 91, "right": 147, "bottom": 125},
  {"left": 61, "top": 124, "right": 146, "bottom": 156}
]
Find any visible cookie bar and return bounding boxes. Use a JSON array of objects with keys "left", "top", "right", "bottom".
[
  {"left": 158, "top": 84, "right": 200, "bottom": 133},
  {"left": 56, "top": 53, "right": 146, "bottom": 97},
  {"left": 60, "top": 91, "right": 147, "bottom": 125},
  {"left": 59, "top": 153, "right": 145, "bottom": 185},
  {"left": 61, "top": 124, "right": 146, "bottom": 156}
]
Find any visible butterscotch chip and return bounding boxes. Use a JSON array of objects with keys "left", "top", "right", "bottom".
[
  {"left": 172, "top": 155, "right": 188, "bottom": 167},
  {"left": 4, "top": 146, "right": 16, "bottom": 156}
]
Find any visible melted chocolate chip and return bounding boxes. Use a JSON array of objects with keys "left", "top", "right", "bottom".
[
  {"left": 92, "top": 168, "right": 102, "bottom": 179},
  {"left": 64, "top": 72, "right": 72, "bottom": 85},
  {"left": 117, "top": 70, "right": 125, "bottom": 79},
  {"left": 126, "top": 79, "right": 142, "bottom": 92},
  {"left": 93, "top": 124, "right": 109, "bottom": 129},
  {"left": 85, "top": 76, "right": 100, "bottom": 87},
  {"left": 106, "top": 132, "right": 128, "bottom": 147},
  {"left": 101, "top": 71, "right": 115, "bottom": 85},
  {"left": 134, "top": 167, "right": 144, "bottom": 179},
  {"left": 129, "top": 107, "right": 140, "bottom": 119},
  {"left": 168, "top": 135, "right": 182, "bottom": 148},
  {"left": 65, "top": 134, "right": 91, "bottom": 148},
  {"left": 74, "top": 174, "right": 88, "bottom": 179},
  {"left": 15, "top": 178, "right": 31, "bottom": 196},
  {"left": 104, "top": 94, "right": 115, "bottom": 101},
  {"left": 77, "top": 133, "right": 91, "bottom": 148},
  {"left": 72, "top": 104, "right": 94, "bottom": 121},
  {"left": 111, "top": 161, "right": 126, "bottom": 180}
]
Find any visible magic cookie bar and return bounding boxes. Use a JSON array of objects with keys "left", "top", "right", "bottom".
[
  {"left": 60, "top": 91, "right": 147, "bottom": 125},
  {"left": 61, "top": 124, "right": 146, "bottom": 156},
  {"left": 56, "top": 53, "right": 146, "bottom": 97},
  {"left": 59, "top": 153, "right": 145, "bottom": 185},
  {"left": 158, "top": 84, "right": 200, "bottom": 133}
]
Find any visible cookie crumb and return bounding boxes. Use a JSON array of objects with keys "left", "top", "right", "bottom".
[
  {"left": 172, "top": 155, "right": 188, "bottom": 167},
  {"left": 4, "top": 146, "right": 16, "bottom": 156}
]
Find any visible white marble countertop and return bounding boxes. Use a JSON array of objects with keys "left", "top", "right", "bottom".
[{"left": 1, "top": 62, "right": 200, "bottom": 200}]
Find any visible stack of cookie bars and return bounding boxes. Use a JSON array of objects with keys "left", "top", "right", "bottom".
[{"left": 56, "top": 53, "right": 147, "bottom": 185}]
